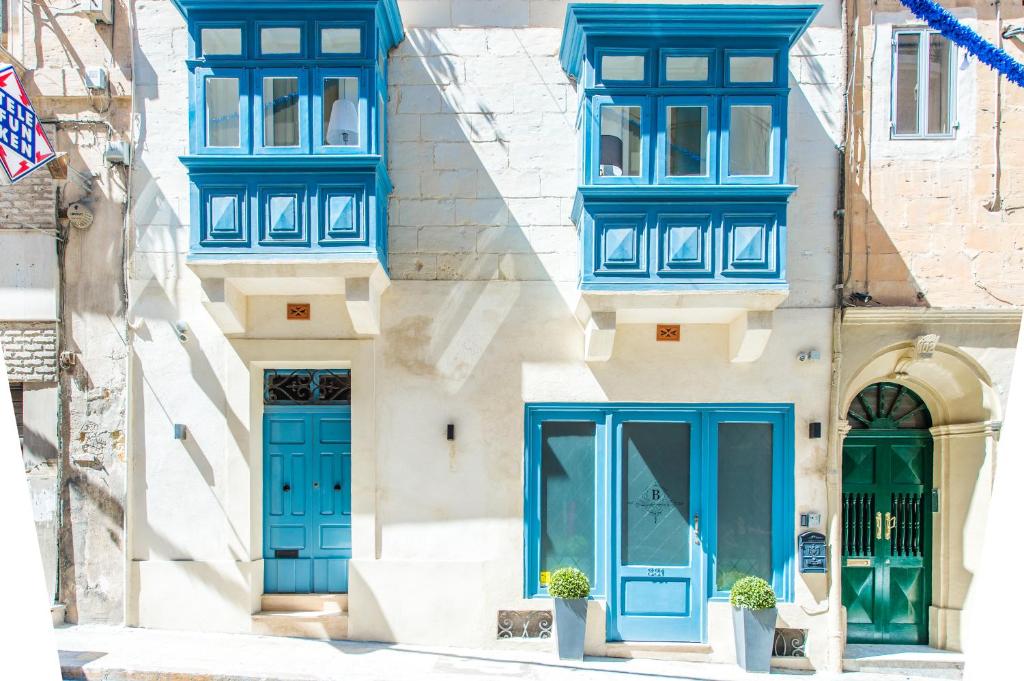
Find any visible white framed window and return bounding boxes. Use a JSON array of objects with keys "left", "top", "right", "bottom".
[{"left": 892, "top": 28, "right": 956, "bottom": 138}]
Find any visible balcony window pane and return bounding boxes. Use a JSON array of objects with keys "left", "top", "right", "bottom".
[
  {"left": 927, "top": 35, "right": 951, "bottom": 135},
  {"left": 729, "top": 56, "right": 774, "bottom": 83},
  {"left": 729, "top": 104, "right": 772, "bottom": 176},
  {"left": 322, "top": 28, "right": 361, "bottom": 54},
  {"left": 602, "top": 55, "right": 645, "bottom": 81},
  {"left": 201, "top": 28, "right": 241, "bottom": 56},
  {"left": 206, "top": 77, "right": 239, "bottom": 147},
  {"left": 540, "top": 421, "right": 596, "bottom": 585},
  {"left": 263, "top": 77, "right": 300, "bottom": 147},
  {"left": 665, "top": 56, "right": 708, "bottom": 82},
  {"left": 667, "top": 106, "right": 707, "bottom": 177},
  {"left": 261, "top": 27, "right": 301, "bottom": 54},
  {"left": 894, "top": 33, "right": 920, "bottom": 135},
  {"left": 600, "top": 105, "right": 642, "bottom": 177},
  {"left": 717, "top": 422, "right": 773, "bottom": 591},
  {"left": 323, "top": 77, "right": 360, "bottom": 147}
]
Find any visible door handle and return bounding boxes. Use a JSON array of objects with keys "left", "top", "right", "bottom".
[
  {"left": 282, "top": 483, "right": 290, "bottom": 492},
  {"left": 694, "top": 514, "right": 700, "bottom": 545},
  {"left": 875, "top": 512, "right": 882, "bottom": 540},
  {"left": 334, "top": 483, "right": 341, "bottom": 491},
  {"left": 885, "top": 512, "right": 896, "bottom": 540},
  {"left": 313, "top": 482, "right": 319, "bottom": 489}
]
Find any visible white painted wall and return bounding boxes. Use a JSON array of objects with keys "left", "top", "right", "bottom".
[
  {"left": 127, "top": 0, "right": 844, "bottom": 669},
  {"left": 0, "top": 231, "right": 58, "bottom": 321}
]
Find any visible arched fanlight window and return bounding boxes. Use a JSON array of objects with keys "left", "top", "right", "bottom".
[{"left": 847, "top": 382, "right": 932, "bottom": 430}]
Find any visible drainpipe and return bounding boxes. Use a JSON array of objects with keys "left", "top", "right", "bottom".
[{"left": 824, "top": 0, "right": 853, "bottom": 672}]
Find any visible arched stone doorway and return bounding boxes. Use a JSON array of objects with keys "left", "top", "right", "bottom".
[
  {"left": 837, "top": 339, "right": 1004, "bottom": 652},
  {"left": 842, "top": 382, "right": 933, "bottom": 644}
]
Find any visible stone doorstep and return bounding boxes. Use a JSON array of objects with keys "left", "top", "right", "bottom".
[
  {"left": 603, "top": 641, "right": 713, "bottom": 663},
  {"left": 51, "top": 603, "right": 66, "bottom": 627},
  {"left": 260, "top": 593, "right": 348, "bottom": 614},
  {"left": 250, "top": 610, "right": 350, "bottom": 641},
  {"left": 843, "top": 644, "right": 965, "bottom": 680}
]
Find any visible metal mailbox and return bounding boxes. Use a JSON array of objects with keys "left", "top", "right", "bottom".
[{"left": 798, "top": 531, "right": 827, "bottom": 574}]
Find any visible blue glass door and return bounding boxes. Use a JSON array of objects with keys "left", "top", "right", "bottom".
[
  {"left": 609, "top": 412, "right": 704, "bottom": 642},
  {"left": 264, "top": 405, "right": 351, "bottom": 593}
]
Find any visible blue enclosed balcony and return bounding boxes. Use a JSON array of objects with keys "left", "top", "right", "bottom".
[
  {"left": 559, "top": 4, "right": 819, "bottom": 361},
  {"left": 173, "top": 0, "right": 403, "bottom": 335}
]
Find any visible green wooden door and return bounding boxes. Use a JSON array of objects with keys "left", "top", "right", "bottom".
[{"left": 842, "top": 383, "right": 933, "bottom": 645}]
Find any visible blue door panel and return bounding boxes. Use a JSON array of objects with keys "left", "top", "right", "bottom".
[
  {"left": 264, "top": 406, "right": 351, "bottom": 593},
  {"left": 622, "top": 578, "right": 690, "bottom": 616}
]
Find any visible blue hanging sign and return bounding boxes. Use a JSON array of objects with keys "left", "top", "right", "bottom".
[{"left": 0, "top": 65, "right": 56, "bottom": 183}]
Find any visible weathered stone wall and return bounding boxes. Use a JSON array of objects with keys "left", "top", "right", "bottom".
[
  {"left": 5, "top": 1, "right": 134, "bottom": 623},
  {"left": 844, "top": 0, "right": 1024, "bottom": 307}
]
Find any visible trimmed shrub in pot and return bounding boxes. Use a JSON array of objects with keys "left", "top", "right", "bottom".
[
  {"left": 729, "top": 576, "right": 778, "bottom": 673},
  {"left": 548, "top": 567, "right": 590, "bottom": 660}
]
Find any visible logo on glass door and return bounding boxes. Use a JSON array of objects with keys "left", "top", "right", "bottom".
[{"left": 630, "top": 484, "right": 685, "bottom": 524}]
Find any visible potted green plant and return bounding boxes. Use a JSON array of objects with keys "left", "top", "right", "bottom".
[
  {"left": 548, "top": 567, "right": 590, "bottom": 660},
  {"left": 729, "top": 576, "right": 778, "bottom": 673}
]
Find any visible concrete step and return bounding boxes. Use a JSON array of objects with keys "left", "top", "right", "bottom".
[
  {"left": 260, "top": 593, "right": 348, "bottom": 614},
  {"left": 843, "top": 644, "right": 964, "bottom": 680},
  {"left": 251, "top": 610, "right": 349, "bottom": 641},
  {"left": 50, "top": 603, "right": 66, "bottom": 627},
  {"left": 602, "top": 641, "right": 713, "bottom": 663}
]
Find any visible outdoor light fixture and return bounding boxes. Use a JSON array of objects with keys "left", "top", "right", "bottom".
[
  {"left": 446, "top": 424, "right": 455, "bottom": 441},
  {"left": 808, "top": 422, "right": 822, "bottom": 439}
]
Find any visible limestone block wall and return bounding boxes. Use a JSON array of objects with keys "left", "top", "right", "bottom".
[{"left": 844, "top": 0, "right": 1024, "bottom": 307}]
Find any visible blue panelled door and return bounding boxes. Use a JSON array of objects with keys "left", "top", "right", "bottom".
[
  {"left": 264, "top": 406, "right": 351, "bottom": 593},
  {"left": 609, "top": 411, "right": 704, "bottom": 642}
]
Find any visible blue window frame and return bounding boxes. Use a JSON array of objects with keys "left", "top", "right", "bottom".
[
  {"left": 590, "top": 95, "right": 650, "bottom": 184},
  {"left": 721, "top": 95, "right": 783, "bottom": 184},
  {"left": 187, "top": 14, "right": 383, "bottom": 157},
  {"left": 523, "top": 403, "right": 795, "bottom": 603}
]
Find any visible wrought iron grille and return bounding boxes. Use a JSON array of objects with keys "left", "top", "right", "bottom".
[
  {"left": 891, "top": 492, "right": 925, "bottom": 557},
  {"left": 264, "top": 370, "right": 351, "bottom": 405},
  {"left": 773, "top": 628, "right": 807, "bottom": 657},
  {"left": 842, "top": 492, "right": 876, "bottom": 557},
  {"left": 496, "top": 610, "right": 552, "bottom": 639}
]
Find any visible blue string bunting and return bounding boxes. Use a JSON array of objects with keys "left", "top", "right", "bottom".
[{"left": 899, "top": 0, "right": 1024, "bottom": 87}]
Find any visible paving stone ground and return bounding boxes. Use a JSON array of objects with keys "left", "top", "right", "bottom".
[{"left": 56, "top": 625, "right": 945, "bottom": 681}]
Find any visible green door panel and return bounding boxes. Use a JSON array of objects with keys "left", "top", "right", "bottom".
[{"left": 842, "top": 431, "right": 932, "bottom": 645}]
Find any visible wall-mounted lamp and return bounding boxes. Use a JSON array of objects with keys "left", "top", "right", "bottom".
[
  {"left": 173, "top": 424, "right": 187, "bottom": 441},
  {"left": 808, "top": 422, "right": 822, "bottom": 439},
  {"left": 446, "top": 424, "right": 455, "bottom": 441}
]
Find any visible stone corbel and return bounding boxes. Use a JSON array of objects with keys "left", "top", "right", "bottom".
[
  {"left": 728, "top": 310, "right": 773, "bottom": 363},
  {"left": 200, "top": 278, "right": 246, "bottom": 335},
  {"left": 345, "top": 275, "right": 385, "bottom": 336},
  {"left": 584, "top": 311, "right": 617, "bottom": 362},
  {"left": 893, "top": 334, "right": 940, "bottom": 376}
]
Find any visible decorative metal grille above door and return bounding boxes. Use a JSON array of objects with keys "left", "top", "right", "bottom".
[{"left": 264, "top": 369, "right": 351, "bottom": 405}]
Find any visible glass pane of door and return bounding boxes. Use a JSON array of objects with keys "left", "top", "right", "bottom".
[
  {"left": 717, "top": 422, "right": 772, "bottom": 590},
  {"left": 541, "top": 422, "right": 596, "bottom": 582},
  {"left": 622, "top": 422, "right": 690, "bottom": 566}
]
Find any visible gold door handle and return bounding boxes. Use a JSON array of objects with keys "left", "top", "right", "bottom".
[
  {"left": 885, "top": 512, "right": 896, "bottom": 540},
  {"left": 694, "top": 514, "right": 700, "bottom": 545},
  {"left": 875, "top": 512, "right": 882, "bottom": 540}
]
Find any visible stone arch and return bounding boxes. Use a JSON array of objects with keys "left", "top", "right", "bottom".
[{"left": 839, "top": 339, "right": 1001, "bottom": 652}]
